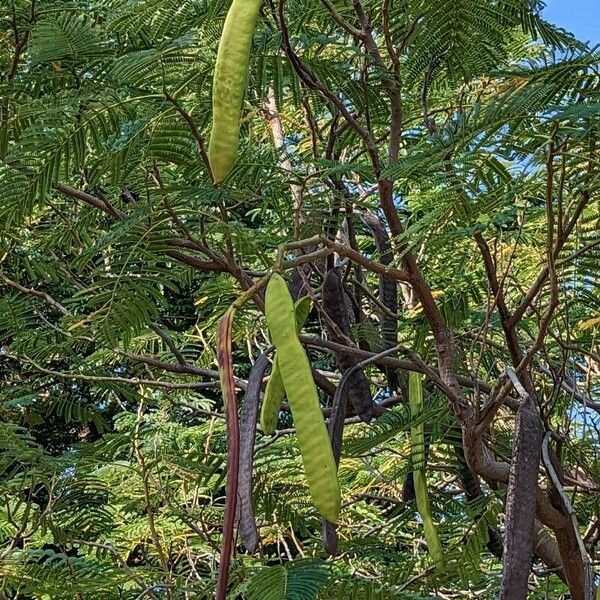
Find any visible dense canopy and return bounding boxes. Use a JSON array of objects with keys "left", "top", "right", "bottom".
[{"left": 0, "top": 0, "right": 599, "bottom": 598}]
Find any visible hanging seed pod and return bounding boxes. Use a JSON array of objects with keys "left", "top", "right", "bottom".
[
  {"left": 260, "top": 296, "right": 312, "bottom": 434},
  {"left": 408, "top": 372, "right": 444, "bottom": 565},
  {"left": 209, "top": 0, "right": 262, "bottom": 183},
  {"left": 265, "top": 274, "right": 341, "bottom": 522},
  {"left": 322, "top": 267, "right": 373, "bottom": 422},
  {"left": 238, "top": 350, "right": 271, "bottom": 552},
  {"left": 362, "top": 211, "right": 399, "bottom": 391}
]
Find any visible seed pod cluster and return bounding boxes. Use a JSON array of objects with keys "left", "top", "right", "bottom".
[
  {"left": 208, "top": 0, "right": 262, "bottom": 184},
  {"left": 260, "top": 296, "right": 312, "bottom": 434},
  {"left": 322, "top": 267, "right": 373, "bottom": 422},
  {"left": 265, "top": 273, "right": 341, "bottom": 523}
]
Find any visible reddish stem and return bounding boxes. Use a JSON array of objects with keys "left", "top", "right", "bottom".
[{"left": 216, "top": 311, "right": 240, "bottom": 600}]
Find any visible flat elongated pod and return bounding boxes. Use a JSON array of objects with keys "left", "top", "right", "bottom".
[
  {"left": 260, "top": 296, "right": 312, "bottom": 434},
  {"left": 409, "top": 372, "right": 444, "bottom": 565},
  {"left": 265, "top": 274, "right": 340, "bottom": 523},
  {"left": 215, "top": 311, "right": 239, "bottom": 600},
  {"left": 238, "top": 350, "right": 271, "bottom": 552},
  {"left": 209, "top": 0, "right": 262, "bottom": 184},
  {"left": 321, "top": 358, "right": 350, "bottom": 556},
  {"left": 321, "top": 345, "right": 398, "bottom": 555},
  {"left": 362, "top": 211, "right": 399, "bottom": 391},
  {"left": 322, "top": 268, "right": 373, "bottom": 422}
]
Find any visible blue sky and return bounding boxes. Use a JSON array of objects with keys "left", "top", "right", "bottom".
[{"left": 542, "top": 0, "right": 600, "bottom": 44}]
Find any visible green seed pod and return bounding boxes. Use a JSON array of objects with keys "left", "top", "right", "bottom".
[
  {"left": 208, "top": 0, "right": 262, "bottom": 184},
  {"left": 409, "top": 371, "right": 444, "bottom": 565},
  {"left": 265, "top": 274, "right": 340, "bottom": 523},
  {"left": 260, "top": 295, "right": 312, "bottom": 434}
]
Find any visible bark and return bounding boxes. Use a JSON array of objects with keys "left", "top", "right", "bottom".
[
  {"left": 499, "top": 393, "right": 543, "bottom": 600},
  {"left": 263, "top": 87, "right": 303, "bottom": 224}
]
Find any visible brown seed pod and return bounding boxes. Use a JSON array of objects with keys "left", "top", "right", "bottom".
[
  {"left": 322, "top": 267, "right": 373, "bottom": 422},
  {"left": 237, "top": 350, "right": 271, "bottom": 553},
  {"left": 322, "top": 346, "right": 400, "bottom": 554},
  {"left": 321, "top": 354, "right": 350, "bottom": 555},
  {"left": 362, "top": 211, "right": 399, "bottom": 391}
]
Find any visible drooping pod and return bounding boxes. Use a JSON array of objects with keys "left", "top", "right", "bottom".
[
  {"left": 208, "top": 0, "right": 262, "bottom": 184},
  {"left": 409, "top": 371, "right": 444, "bottom": 565},
  {"left": 237, "top": 350, "right": 271, "bottom": 552},
  {"left": 322, "top": 267, "right": 373, "bottom": 422},
  {"left": 215, "top": 311, "right": 239, "bottom": 600},
  {"left": 362, "top": 211, "right": 399, "bottom": 391},
  {"left": 260, "top": 295, "right": 312, "bottom": 434},
  {"left": 265, "top": 273, "right": 340, "bottom": 523}
]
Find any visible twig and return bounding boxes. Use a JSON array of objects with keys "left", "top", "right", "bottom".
[
  {"left": 0, "top": 274, "right": 70, "bottom": 315},
  {"left": 9, "top": 355, "right": 221, "bottom": 391},
  {"left": 149, "top": 322, "right": 187, "bottom": 366}
]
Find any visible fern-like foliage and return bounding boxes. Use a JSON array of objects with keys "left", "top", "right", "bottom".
[{"left": 0, "top": 0, "right": 598, "bottom": 598}]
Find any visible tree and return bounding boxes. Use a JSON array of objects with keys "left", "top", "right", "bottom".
[{"left": 0, "top": 0, "right": 599, "bottom": 598}]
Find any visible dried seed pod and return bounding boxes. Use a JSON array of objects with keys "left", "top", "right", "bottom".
[
  {"left": 238, "top": 350, "right": 271, "bottom": 552},
  {"left": 321, "top": 346, "right": 398, "bottom": 554},
  {"left": 322, "top": 267, "right": 373, "bottom": 422},
  {"left": 362, "top": 211, "right": 399, "bottom": 391},
  {"left": 321, "top": 356, "right": 350, "bottom": 555}
]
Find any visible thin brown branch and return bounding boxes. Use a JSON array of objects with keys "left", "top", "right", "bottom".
[
  {"left": 298, "top": 335, "right": 519, "bottom": 409},
  {"left": 0, "top": 274, "right": 70, "bottom": 315},
  {"left": 164, "top": 250, "right": 228, "bottom": 273},
  {"left": 55, "top": 182, "right": 126, "bottom": 220},
  {"left": 318, "top": 236, "right": 410, "bottom": 281},
  {"left": 381, "top": 0, "right": 399, "bottom": 70},
  {"left": 56, "top": 183, "right": 228, "bottom": 274},
  {"left": 474, "top": 232, "right": 523, "bottom": 366},
  {"left": 510, "top": 190, "right": 590, "bottom": 326},
  {"left": 133, "top": 392, "right": 171, "bottom": 575},
  {"left": 9, "top": 354, "right": 220, "bottom": 391},
  {"left": 319, "top": 0, "right": 363, "bottom": 38},
  {"left": 115, "top": 349, "right": 247, "bottom": 389},
  {"left": 277, "top": 0, "right": 381, "bottom": 170},
  {"left": 164, "top": 92, "right": 212, "bottom": 177},
  {"left": 149, "top": 322, "right": 187, "bottom": 366}
]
